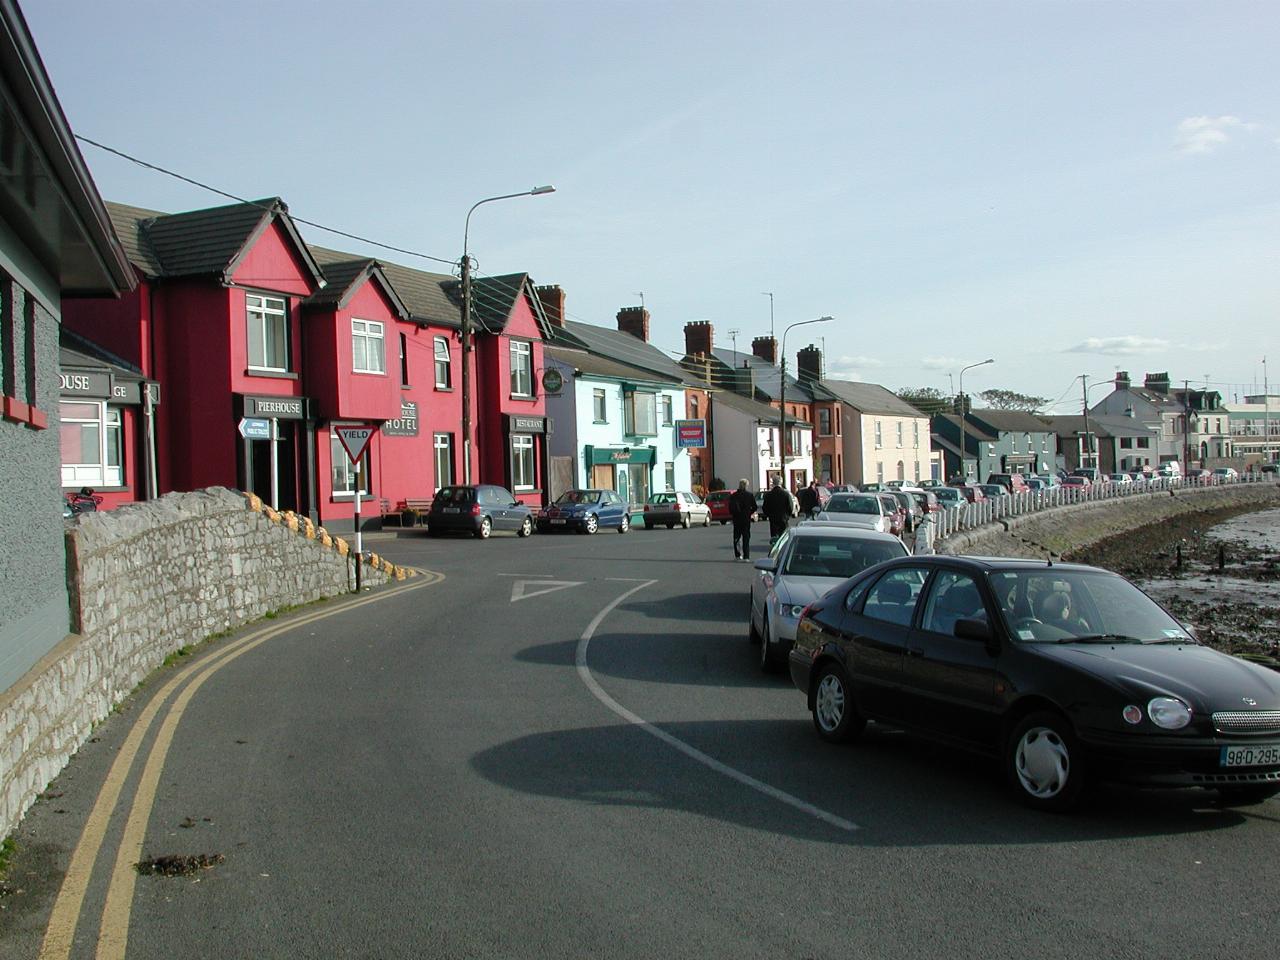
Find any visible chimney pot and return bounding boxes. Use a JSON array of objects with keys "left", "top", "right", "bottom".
[
  {"left": 683, "top": 320, "right": 713, "bottom": 357},
  {"left": 751, "top": 336, "right": 778, "bottom": 365},
  {"left": 617, "top": 305, "right": 650, "bottom": 342}
]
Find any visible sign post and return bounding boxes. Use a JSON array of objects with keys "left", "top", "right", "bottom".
[{"left": 335, "top": 425, "right": 376, "bottom": 591}]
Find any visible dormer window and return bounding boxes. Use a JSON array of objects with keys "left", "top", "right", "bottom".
[{"left": 247, "top": 293, "right": 289, "bottom": 372}]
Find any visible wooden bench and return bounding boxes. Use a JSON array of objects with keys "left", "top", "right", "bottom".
[{"left": 386, "top": 498, "right": 433, "bottom": 527}]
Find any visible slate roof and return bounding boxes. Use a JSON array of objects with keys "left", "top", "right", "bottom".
[
  {"left": 709, "top": 348, "right": 813, "bottom": 402},
  {"left": 933, "top": 413, "right": 998, "bottom": 442},
  {"left": 60, "top": 327, "right": 144, "bottom": 377},
  {"left": 817, "top": 379, "right": 927, "bottom": 418},
  {"left": 310, "top": 245, "right": 461, "bottom": 328},
  {"left": 965, "top": 409, "right": 1056, "bottom": 434},
  {"left": 1039, "top": 415, "right": 1153, "bottom": 438},
  {"left": 714, "top": 388, "right": 810, "bottom": 427},
  {"left": 302, "top": 250, "right": 408, "bottom": 318},
  {"left": 554, "top": 321, "right": 697, "bottom": 386},
  {"left": 545, "top": 344, "right": 680, "bottom": 385}
]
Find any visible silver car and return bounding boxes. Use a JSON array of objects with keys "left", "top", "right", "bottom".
[
  {"left": 750, "top": 523, "right": 908, "bottom": 672},
  {"left": 641, "top": 490, "right": 712, "bottom": 529},
  {"left": 810, "top": 492, "right": 892, "bottom": 534}
]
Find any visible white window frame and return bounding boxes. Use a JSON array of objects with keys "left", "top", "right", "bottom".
[
  {"left": 875, "top": 420, "right": 883, "bottom": 448},
  {"left": 896, "top": 422, "right": 904, "bottom": 447},
  {"left": 661, "top": 394, "right": 673, "bottom": 426},
  {"left": 247, "top": 293, "right": 289, "bottom": 372},
  {"left": 60, "top": 400, "right": 122, "bottom": 487},
  {"left": 664, "top": 461, "right": 675, "bottom": 491},
  {"left": 330, "top": 428, "right": 370, "bottom": 498},
  {"left": 509, "top": 340, "right": 533, "bottom": 397},
  {"left": 511, "top": 433, "right": 535, "bottom": 490},
  {"left": 352, "top": 318, "right": 386, "bottom": 374},
  {"left": 625, "top": 391, "right": 657, "bottom": 436},
  {"left": 593, "top": 388, "right": 608, "bottom": 423},
  {"left": 434, "top": 336, "right": 451, "bottom": 389},
  {"left": 913, "top": 421, "right": 920, "bottom": 448},
  {"left": 433, "top": 433, "right": 453, "bottom": 492}
]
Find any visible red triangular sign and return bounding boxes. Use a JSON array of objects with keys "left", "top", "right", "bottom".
[{"left": 335, "top": 424, "right": 376, "bottom": 464}]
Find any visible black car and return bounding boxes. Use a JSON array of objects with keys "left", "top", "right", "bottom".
[
  {"left": 789, "top": 555, "right": 1280, "bottom": 811},
  {"left": 427, "top": 484, "right": 534, "bottom": 539}
]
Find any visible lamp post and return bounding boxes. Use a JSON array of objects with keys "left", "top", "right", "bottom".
[
  {"left": 459, "top": 186, "right": 554, "bottom": 484},
  {"left": 778, "top": 316, "right": 833, "bottom": 487},
  {"left": 956, "top": 358, "right": 994, "bottom": 481}
]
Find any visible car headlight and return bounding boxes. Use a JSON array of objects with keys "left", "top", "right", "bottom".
[
  {"left": 1147, "top": 697, "right": 1192, "bottom": 730},
  {"left": 776, "top": 601, "right": 806, "bottom": 619}
]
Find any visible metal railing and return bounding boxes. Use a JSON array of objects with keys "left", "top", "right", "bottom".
[{"left": 927, "top": 473, "right": 1278, "bottom": 545}]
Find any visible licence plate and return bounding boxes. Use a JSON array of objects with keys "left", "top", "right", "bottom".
[
  {"left": 550, "top": 519, "right": 566, "bottom": 525},
  {"left": 1220, "top": 744, "right": 1280, "bottom": 767},
  {"left": 443, "top": 507, "right": 460, "bottom": 514}
]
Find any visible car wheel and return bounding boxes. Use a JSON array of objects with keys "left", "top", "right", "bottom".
[
  {"left": 720, "top": 520, "right": 727, "bottom": 525},
  {"left": 748, "top": 602, "right": 762, "bottom": 645},
  {"left": 1006, "top": 711, "right": 1086, "bottom": 812},
  {"left": 759, "top": 616, "right": 784, "bottom": 674},
  {"left": 518, "top": 516, "right": 533, "bottom": 538},
  {"left": 618, "top": 515, "right": 629, "bottom": 534},
  {"left": 703, "top": 512, "right": 711, "bottom": 527},
  {"left": 666, "top": 523, "right": 674, "bottom": 529},
  {"left": 811, "top": 662, "right": 864, "bottom": 742},
  {"left": 1216, "top": 785, "right": 1280, "bottom": 806},
  {"left": 475, "top": 517, "right": 492, "bottom": 540},
  {"left": 644, "top": 521, "right": 652, "bottom": 529},
  {"left": 584, "top": 513, "right": 599, "bottom": 534},
  {"left": 681, "top": 512, "right": 690, "bottom": 529}
]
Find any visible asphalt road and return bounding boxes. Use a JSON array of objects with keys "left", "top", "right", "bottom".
[{"left": 4, "top": 519, "right": 1279, "bottom": 960}]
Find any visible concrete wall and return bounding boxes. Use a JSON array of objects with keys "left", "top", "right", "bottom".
[
  {"left": 939, "top": 482, "right": 1280, "bottom": 560},
  {"left": 0, "top": 486, "right": 412, "bottom": 839}
]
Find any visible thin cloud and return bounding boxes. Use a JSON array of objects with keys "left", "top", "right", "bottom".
[
  {"left": 1175, "top": 115, "right": 1259, "bottom": 154},
  {"left": 1066, "top": 337, "right": 1169, "bottom": 356},
  {"left": 921, "top": 356, "right": 970, "bottom": 370}
]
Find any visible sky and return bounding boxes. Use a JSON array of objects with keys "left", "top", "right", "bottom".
[{"left": 25, "top": 0, "right": 1280, "bottom": 413}]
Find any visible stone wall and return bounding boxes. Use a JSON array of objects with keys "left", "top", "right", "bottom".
[
  {"left": 939, "top": 482, "right": 1280, "bottom": 559},
  {"left": 0, "top": 487, "right": 413, "bottom": 839}
]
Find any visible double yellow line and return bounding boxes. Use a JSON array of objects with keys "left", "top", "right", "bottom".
[{"left": 38, "top": 569, "right": 443, "bottom": 960}]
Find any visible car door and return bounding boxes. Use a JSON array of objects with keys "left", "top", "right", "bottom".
[
  {"left": 832, "top": 564, "right": 930, "bottom": 723},
  {"left": 904, "top": 568, "right": 1003, "bottom": 746},
  {"left": 488, "top": 486, "right": 515, "bottom": 530}
]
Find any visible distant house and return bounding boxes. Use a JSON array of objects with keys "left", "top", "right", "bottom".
[
  {"left": 1225, "top": 393, "right": 1280, "bottom": 465},
  {"left": 812, "top": 377, "right": 931, "bottom": 486},
  {"left": 1039, "top": 415, "right": 1157, "bottom": 474},
  {"left": 932, "top": 413, "right": 999, "bottom": 481},
  {"left": 711, "top": 389, "right": 812, "bottom": 492},
  {"left": 1090, "top": 371, "right": 1189, "bottom": 469}
]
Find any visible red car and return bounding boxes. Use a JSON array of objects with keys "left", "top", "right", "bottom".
[
  {"left": 877, "top": 493, "right": 906, "bottom": 537},
  {"left": 949, "top": 482, "right": 987, "bottom": 504},
  {"left": 1061, "top": 475, "right": 1091, "bottom": 499},
  {"left": 705, "top": 489, "right": 734, "bottom": 524}
]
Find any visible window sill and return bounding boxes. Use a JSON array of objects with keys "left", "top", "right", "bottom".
[
  {"left": 592, "top": 420, "right": 608, "bottom": 425},
  {"left": 245, "top": 368, "right": 298, "bottom": 380},
  {"left": 509, "top": 394, "right": 537, "bottom": 402},
  {"left": 351, "top": 371, "right": 387, "bottom": 378},
  {"left": 330, "top": 493, "right": 376, "bottom": 503},
  {"left": 435, "top": 385, "right": 453, "bottom": 392}
]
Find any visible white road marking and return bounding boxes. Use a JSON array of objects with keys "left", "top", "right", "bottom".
[
  {"left": 511, "top": 579, "right": 584, "bottom": 602},
  {"left": 575, "top": 580, "right": 859, "bottom": 833}
]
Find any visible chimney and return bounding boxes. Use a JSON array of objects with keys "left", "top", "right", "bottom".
[
  {"left": 1115, "top": 370, "right": 1130, "bottom": 391},
  {"left": 797, "top": 344, "right": 823, "bottom": 383},
  {"left": 752, "top": 335, "right": 777, "bottom": 364},
  {"left": 1144, "top": 371, "right": 1170, "bottom": 395},
  {"left": 535, "top": 284, "right": 565, "bottom": 328},
  {"left": 617, "top": 305, "right": 650, "bottom": 342},
  {"left": 684, "top": 320, "right": 713, "bottom": 357}
]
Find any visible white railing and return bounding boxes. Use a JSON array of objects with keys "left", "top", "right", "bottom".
[{"left": 928, "top": 473, "right": 1277, "bottom": 544}]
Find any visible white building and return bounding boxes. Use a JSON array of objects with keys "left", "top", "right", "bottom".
[{"left": 712, "top": 390, "right": 813, "bottom": 492}]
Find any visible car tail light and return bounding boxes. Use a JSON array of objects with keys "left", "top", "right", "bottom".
[{"left": 470, "top": 504, "right": 482, "bottom": 516}]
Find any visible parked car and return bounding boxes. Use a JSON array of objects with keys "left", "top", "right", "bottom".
[
  {"left": 811, "top": 493, "right": 892, "bottom": 534},
  {"left": 704, "top": 489, "right": 734, "bottom": 524},
  {"left": 878, "top": 493, "right": 906, "bottom": 537},
  {"left": 643, "top": 491, "right": 712, "bottom": 529},
  {"left": 537, "top": 488, "right": 630, "bottom": 534},
  {"left": 1109, "top": 473, "right": 1133, "bottom": 488},
  {"left": 883, "top": 490, "right": 923, "bottom": 532},
  {"left": 1070, "top": 467, "right": 1101, "bottom": 483},
  {"left": 1060, "top": 475, "right": 1091, "bottom": 499},
  {"left": 1261, "top": 463, "right": 1278, "bottom": 475},
  {"left": 828, "top": 483, "right": 859, "bottom": 494},
  {"left": 1212, "top": 467, "right": 1239, "bottom": 483},
  {"left": 1034, "top": 474, "right": 1061, "bottom": 489},
  {"left": 978, "top": 483, "right": 1010, "bottom": 502},
  {"left": 986, "top": 473, "right": 1030, "bottom": 494},
  {"left": 950, "top": 482, "right": 987, "bottom": 504},
  {"left": 904, "top": 488, "right": 941, "bottom": 518},
  {"left": 932, "top": 486, "right": 967, "bottom": 511},
  {"left": 427, "top": 484, "right": 534, "bottom": 539},
  {"left": 788, "top": 554, "right": 1280, "bottom": 811},
  {"left": 919, "top": 479, "right": 944, "bottom": 490},
  {"left": 1024, "top": 477, "right": 1046, "bottom": 492},
  {"left": 750, "top": 524, "right": 908, "bottom": 672},
  {"left": 1185, "top": 468, "right": 1215, "bottom": 485}
]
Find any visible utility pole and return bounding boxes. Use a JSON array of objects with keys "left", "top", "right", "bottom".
[
  {"left": 1265, "top": 356, "right": 1272, "bottom": 464},
  {"left": 1183, "top": 378, "right": 1192, "bottom": 469},
  {"left": 1081, "top": 374, "right": 1093, "bottom": 472},
  {"left": 460, "top": 252, "right": 473, "bottom": 483}
]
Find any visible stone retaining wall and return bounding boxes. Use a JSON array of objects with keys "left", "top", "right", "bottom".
[
  {"left": 939, "top": 482, "right": 1280, "bottom": 559},
  {"left": 0, "top": 487, "right": 413, "bottom": 840}
]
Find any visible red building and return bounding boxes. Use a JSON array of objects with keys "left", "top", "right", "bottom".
[{"left": 63, "top": 198, "right": 554, "bottom": 530}]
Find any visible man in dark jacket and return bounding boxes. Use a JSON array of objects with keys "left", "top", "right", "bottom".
[
  {"left": 797, "top": 479, "right": 821, "bottom": 517},
  {"left": 728, "top": 479, "right": 757, "bottom": 561},
  {"left": 762, "top": 477, "right": 793, "bottom": 544}
]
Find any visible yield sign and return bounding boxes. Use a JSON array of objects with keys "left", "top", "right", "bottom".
[
  {"left": 510, "top": 579, "right": 583, "bottom": 602},
  {"left": 335, "top": 424, "right": 376, "bottom": 464}
]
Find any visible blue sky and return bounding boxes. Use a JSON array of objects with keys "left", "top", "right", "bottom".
[{"left": 27, "top": 0, "right": 1280, "bottom": 411}]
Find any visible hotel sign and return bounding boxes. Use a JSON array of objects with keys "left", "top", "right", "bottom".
[{"left": 383, "top": 400, "right": 419, "bottom": 437}]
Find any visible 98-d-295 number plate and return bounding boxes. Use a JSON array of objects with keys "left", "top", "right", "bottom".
[{"left": 1220, "top": 744, "right": 1280, "bottom": 767}]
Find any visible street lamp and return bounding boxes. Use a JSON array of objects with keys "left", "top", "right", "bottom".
[
  {"left": 778, "top": 316, "right": 833, "bottom": 487},
  {"left": 459, "top": 185, "right": 555, "bottom": 483},
  {"left": 956, "top": 358, "right": 994, "bottom": 481}
]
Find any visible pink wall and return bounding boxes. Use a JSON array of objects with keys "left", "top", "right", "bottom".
[
  {"left": 230, "top": 221, "right": 316, "bottom": 298},
  {"left": 477, "top": 292, "right": 546, "bottom": 504}
]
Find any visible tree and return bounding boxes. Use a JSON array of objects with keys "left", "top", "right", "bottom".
[
  {"left": 978, "top": 388, "right": 1050, "bottom": 413},
  {"left": 897, "top": 386, "right": 951, "bottom": 417}
]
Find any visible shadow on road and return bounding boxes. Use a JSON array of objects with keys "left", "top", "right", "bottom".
[{"left": 470, "top": 718, "right": 1252, "bottom": 847}]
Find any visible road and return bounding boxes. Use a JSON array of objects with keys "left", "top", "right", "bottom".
[{"left": 3, "top": 519, "right": 1278, "bottom": 959}]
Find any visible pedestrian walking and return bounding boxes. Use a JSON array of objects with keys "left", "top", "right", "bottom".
[
  {"left": 728, "top": 479, "right": 757, "bottom": 561},
  {"left": 763, "top": 476, "right": 793, "bottom": 545},
  {"left": 797, "top": 479, "right": 821, "bottom": 518}
]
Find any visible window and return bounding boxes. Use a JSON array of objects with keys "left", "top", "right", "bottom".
[
  {"left": 897, "top": 460, "right": 905, "bottom": 481},
  {"left": 511, "top": 434, "right": 535, "bottom": 489},
  {"left": 690, "top": 395, "right": 699, "bottom": 418},
  {"left": 434, "top": 337, "right": 451, "bottom": 388},
  {"left": 352, "top": 319, "right": 385, "bottom": 374},
  {"left": 330, "top": 429, "right": 369, "bottom": 497},
  {"left": 433, "top": 433, "right": 453, "bottom": 492},
  {"left": 819, "top": 408, "right": 832, "bottom": 435},
  {"left": 1137, "top": 437, "right": 1150, "bottom": 449},
  {"left": 913, "top": 421, "right": 920, "bottom": 448},
  {"left": 625, "top": 391, "right": 657, "bottom": 436},
  {"left": 862, "top": 568, "right": 927, "bottom": 627},
  {"left": 914, "top": 460, "right": 921, "bottom": 481},
  {"left": 921, "top": 571, "right": 986, "bottom": 636},
  {"left": 665, "top": 461, "right": 675, "bottom": 490},
  {"left": 247, "top": 293, "right": 288, "bottom": 371},
  {"left": 875, "top": 420, "right": 883, "bottom": 448},
  {"left": 509, "top": 340, "right": 532, "bottom": 396},
  {"left": 60, "top": 400, "right": 122, "bottom": 486},
  {"left": 876, "top": 461, "right": 884, "bottom": 483},
  {"left": 896, "top": 422, "right": 904, "bottom": 447},
  {"left": 1120, "top": 437, "right": 1133, "bottom": 449},
  {"left": 593, "top": 388, "right": 608, "bottom": 422},
  {"left": 820, "top": 454, "right": 833, "bottom": 481},
  {"left": 661, "top": 394, "right": 673, "bottom": 426},
  {"left": 399, "top": 333, "right": 409, "bottom": 386}
]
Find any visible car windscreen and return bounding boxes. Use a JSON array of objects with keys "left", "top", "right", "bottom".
[
  {"left": 824, "top": 496, "right": 879, "bottom": 514},
  {"left": 649, "top": 493, "right": 676, "bottom": 504},
  {"left": 435, "top": 487, "right": 474, "bottom": 503},
  {"left": 556, "top": 490, "right": 599, "bottom": 505},
  {"left": 783, "top": 536, "right": 905, "bottom": 578},
  {"left": 986, "top": 569, "right": 1192, "bottom": 644}
]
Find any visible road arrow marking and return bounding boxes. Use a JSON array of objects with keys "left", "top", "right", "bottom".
[{"left": 511, "top": 579, "right": 583, "bottom": 602}]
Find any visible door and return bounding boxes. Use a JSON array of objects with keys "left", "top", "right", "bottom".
[
  {"left": 627, "top": 463, "right": 649, "bottom": 508},
  {"left": 590, "top": 463, "right": 614, "bottom": 491},
  {"left": 835, "top": 565, "right": 929, "bottom": 723},
  {"left": 243, "top": 419, "right": 298, "bottom": 511},
  {"left": 906, "top": 569, "right": 1002, "bottom": 745}
]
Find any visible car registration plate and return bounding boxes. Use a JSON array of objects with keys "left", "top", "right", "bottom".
[
  {"left": 550, "top": 519, "right": 566, "bottom": 525},
  {"left": 443, "top": 507, "right": 460, "bottom": 513},
  {"left": 1220, "top": 744, "right": 1280, "bottom": 767}
]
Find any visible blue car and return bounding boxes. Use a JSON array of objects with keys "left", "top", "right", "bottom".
[{"left": 537, "top": 488, "right": 631, "bottom": 534}]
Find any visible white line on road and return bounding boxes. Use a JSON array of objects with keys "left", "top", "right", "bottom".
[{"left": 575, "top": 581, "right": 859, "bottom": 833}]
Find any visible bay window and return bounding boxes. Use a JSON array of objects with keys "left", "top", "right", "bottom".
[{"left": 624, "top": 391, "right": 657, "bottom": 436}]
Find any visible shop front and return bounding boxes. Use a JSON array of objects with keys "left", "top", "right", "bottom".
[
  {"left": 584, "top": 444, "right": 657, "bottom": 508},
  {"left": 506, "top": 414, "right": 549, "bottom": 506}
]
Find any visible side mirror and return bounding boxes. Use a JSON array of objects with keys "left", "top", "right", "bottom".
[
  {"left": 753, "top": 558, "right": 777, "bottom": 572},
  {"left": 954, "top": 617, "right": 992, "bottom": 643}
]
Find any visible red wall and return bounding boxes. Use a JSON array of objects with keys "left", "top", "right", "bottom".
[
  {"left": 230, "top": 222, "right": 316, "bottom": 299},
  {"left": 477, "top": 294, "right": 546, "bottom": 505}
]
